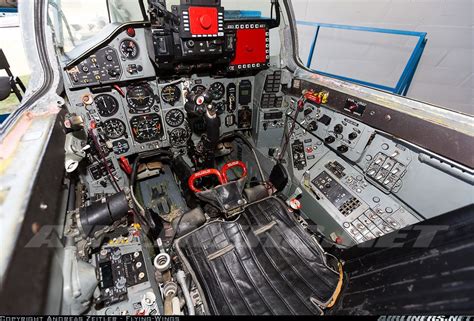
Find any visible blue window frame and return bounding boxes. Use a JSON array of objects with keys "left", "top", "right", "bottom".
[{"left": 297, "top": 21, "right": 427, "bottom": 96}]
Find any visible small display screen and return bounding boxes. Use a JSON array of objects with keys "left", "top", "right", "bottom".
[
  {"left": 99, "top": 262, "right": 114, "bottom": 289},
  {"left": 230, "top": 28, "right": 268, "bottom": 66},
  {"left": 188, "top": 6, "right": 219, "bottom": 36}
]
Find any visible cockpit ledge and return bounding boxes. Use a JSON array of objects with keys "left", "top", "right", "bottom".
[{"left": 295, "top": 70, "right": 474, "bottom": 137}]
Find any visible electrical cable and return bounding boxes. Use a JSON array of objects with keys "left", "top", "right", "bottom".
[
  {"left": 89, "top": 128, "right": 122, "bottom": 193},
  {"left": 278, "top": 97, "right": 305, "bottom": 162},
  {"left": 167, "top": 211, "right": 186, "bottom": 253}
]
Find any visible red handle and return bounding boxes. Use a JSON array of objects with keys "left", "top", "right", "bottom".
[
  {"left": 188, "top": 169, "right": 224, "bottom": 193},
  {"left": 221, "top": 161, "right": 248, "bottom": 183}
]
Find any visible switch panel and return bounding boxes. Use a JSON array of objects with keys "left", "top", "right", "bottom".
[{"left": 304, "top": 152, "right": 420, "bottom": 245}]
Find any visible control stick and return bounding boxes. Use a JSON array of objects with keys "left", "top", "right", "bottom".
[{"left": 185, "top": 87, "right": 222, "bottom": 167}]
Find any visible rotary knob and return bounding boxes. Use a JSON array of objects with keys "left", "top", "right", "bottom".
[
  {"left": 115, "top": 276, "right": 126, "bottom": 290},
  {"left": 325, "top": 136, "right": 336, "bottom": 144},
  {"left": 334, "top": 124, "right": 344, "bottom": 134}
]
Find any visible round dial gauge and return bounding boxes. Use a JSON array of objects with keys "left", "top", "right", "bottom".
[
  {"left": 165, "top": 109, "right": 185, "bottom": 127},
  {"left": 103, "top": 118, "right": 126, "bottom": 140},
  {"left": 191, "top": 85, "right": 206, "bottom": 96},
  {"left": 95, "top": 94, "right": 119, "bottom": 117},
  {"left": 130, "top": 114, "right": 163, "bottom": 143},
  {"left": 161, "top": 85, "right": 181, "bottom": 106},
  {"left": 169, "top": 128, "right": 190, "bottom": 147},
  {"left": 215, "top": 101, "right": 225, "bottom": 115},
  {"left": 120, "top": 39, "right": 139, "bottom": 59},
  {"left": 126, "top": 84, "right": 155, "bottom": 111},
  {"left": 112, "top": 139, "right": 130, "bottom": 155},
  {"left": 210, "top": 82, "right": 225, "bottom": 100}
]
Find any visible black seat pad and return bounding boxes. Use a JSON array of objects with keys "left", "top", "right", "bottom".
[{"left": 176, "top": 197, "right": 340, "bottom": 315}]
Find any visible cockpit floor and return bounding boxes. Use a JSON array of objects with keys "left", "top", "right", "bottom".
[{"left": 176, "top": 197, "right": 341, "bottom": 315}]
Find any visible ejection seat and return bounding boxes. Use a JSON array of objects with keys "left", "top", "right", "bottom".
[{"left": 174, "top": 162, "right": 343, "bottom": 315}]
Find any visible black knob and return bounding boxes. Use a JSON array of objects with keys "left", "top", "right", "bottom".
[
  {"left": 349, "top": 132, "right": 358, "bottom": 140},
  {"left": 325, "top": 136, "right": 336, "bottom": 144},
  {"left": 338, "top": 145, "right": 349, "bottom": 153},
  {"left": 334, "top": 124, "right": 344, "bottom": 134},
  {"left": 108, "top": 69, "right": 118, "bottom": 77},
  {"left": 308, "top": 121, "right": 318, "bottom": 132}
]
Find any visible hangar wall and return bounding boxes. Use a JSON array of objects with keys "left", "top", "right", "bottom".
[{"left": 292, "top": 0, "right": 473, "bottom": 116}]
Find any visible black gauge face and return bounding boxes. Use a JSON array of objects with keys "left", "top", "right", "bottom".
[
  {"left": 210, "top": 82, "right": 225, "bottom": 100},
  {"left": 112, "top": 139, "right": 130, "bottom": 155},
  {"left": 103, "top": 118, "right": 126, "bottom": 140},
  {"left": 215, "top": 102, "right": 225, "bottom": 115},
  {"left": 130, "top": 114, "right": 163, "bottom": 143},
  {"left": 169, "top": 128, "right": 190, "bottom": 147},
  {"left": 165, "top": 109, "right": 185, "bottom": 127},
  {"left": 161, "top": 85, "right": 181, "bottom": 106},
  {"left": 95, "top": 94, "right": 119, "bottom": 117},
  {"left": 191, "top": 85, "right": 206, "bottom": 96},
  {"left": 127, "top": 84, "right": 155, "bottom": 111},
  {"left": 120, "top": 39, "right": 139, "bottom": 59}
]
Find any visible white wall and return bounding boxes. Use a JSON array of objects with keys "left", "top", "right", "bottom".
[
  {"left": 292, "top": 0, "right": 473, "bottom": 115},
  {"left": 0, "top": 18, "right": 30, "bottom": 77}
]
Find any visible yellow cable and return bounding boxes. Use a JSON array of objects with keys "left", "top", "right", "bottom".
[{"left": 326, "top": 262, "right": 344, "bottom": 309}]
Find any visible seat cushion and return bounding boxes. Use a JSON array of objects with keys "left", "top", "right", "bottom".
[{"left": 175, "top": 197, "right": 341, "bottom": 315}]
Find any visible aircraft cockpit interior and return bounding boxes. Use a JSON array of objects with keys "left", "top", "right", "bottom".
[{"left": 0, "top": 0, "right": 473, "bottom": 316}]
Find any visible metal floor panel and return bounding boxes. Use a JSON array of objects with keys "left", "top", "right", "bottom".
[{"left": 176, "top": 197, "right": 340, "bottom": 315}]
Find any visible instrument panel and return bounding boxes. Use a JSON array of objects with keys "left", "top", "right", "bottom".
[{"left": 65, "top": 28, "right": 156, "bottom": 89}]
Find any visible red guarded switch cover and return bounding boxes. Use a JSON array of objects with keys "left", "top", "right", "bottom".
[
  {"left": 230, "top": 28, "right": 268, "bottom": 66},
  {"left": 188, "top": 6, "right": 219, "bottom": 35}
]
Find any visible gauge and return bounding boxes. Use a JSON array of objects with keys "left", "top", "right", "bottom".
[
  {"left": 165, "top": 109, "right": 185, "bottom": 127},
  {"left": 130, "top": 114, "right": 163, "bottom": 143},
  {"left": 191, "top": 85, "right": 206, "bottom": 96},
  {"left": 210, "top": 82, "right": 225, "bottom": 100},
  {"left": 169, "top": 128, "right": 190, "bottom": 147},
  {"left": 112, "top": 139, "right": 130, "bottom": 155},
  {"left": 120, "top": 39, "right": 139, "bottom": 59},
  {"left": 95, "top": 94, "right": 119, "bottom": 117},
  {"left": 161, "top": 85, "right": 181, "bottom": 106},
  {"left": 215, "top": 102, "right": 225, "bottom": 115},
  {"left": 126, "top": 84, "right": 155, "bottom": 111},
  {"left": 103, "top": 118, "right": 126, "bottom": 140}
]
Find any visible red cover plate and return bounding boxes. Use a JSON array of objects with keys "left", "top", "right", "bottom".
[
  {"left": 231, "top": 28, "right": 267, "bottom": 66},
  {"left": 188, "top": 6, "right": 219, "bottom": 35}
]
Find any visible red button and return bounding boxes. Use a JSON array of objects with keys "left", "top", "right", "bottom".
[
  {"left": 306, "top": 147, "right": 314, "bottom": 154},
  {"left": 126, "top": 27, "right": 136, "bottom": 37},
  {"left": 199, "top": 15, "right": 212, "bottom": 29}
]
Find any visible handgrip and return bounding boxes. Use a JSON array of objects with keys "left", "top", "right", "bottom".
[
  {"left": 188, "top": 169, "right": 224, "bottom": 193},
  {"left": 221, "top": 161, "right": 248, "bottom": 183}
]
